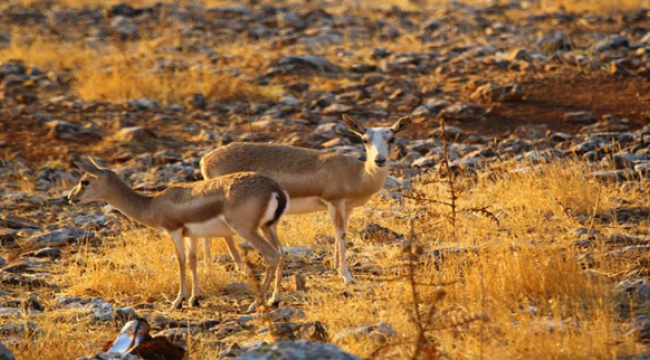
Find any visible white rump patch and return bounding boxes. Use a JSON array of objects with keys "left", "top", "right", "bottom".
[{"left": 260, "top": 192, "right": 280, "bottom": 226}]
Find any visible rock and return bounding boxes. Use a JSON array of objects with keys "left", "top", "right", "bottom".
[
  {"left": 0, "top": 340, "right": 15, "bottom": 360},
  {"left": 594, "top": 35, "right": 629, "bottom": 52},
  {"left": 57, "top": 296, "right": 128, "bottom": 323},
  {"left": 238, "top": 307, "right": 306, "bottom": 324},
  {"left": 269, "top": 56, "right": 339, "bottom": 76},
  {"left": 21, "top": 247, "right": 61, "bottom": 259},
  {"left": 0, "top": 321, "right": 38, "bottom": 336},
  {"left": 266, "top": 321, "right": 329, "bottom": 342},
  {"left": 1, "top": 273, "right": 48, "bottom": 288},
  {"left": 614, "top": 278, "right": 650, "bottom": 316},
  {"left": 592, "top": 170, "right": 631, "bottom": 182},
  {"left": 222, "top": 283, "right": 251, "bottom": 295},
  {"left": 77, "top": 352, "right": 140, "bottom": 360},
  {"left": 111, "top": 126, "right": 157, "bottom": 143},
  {"left": 111, "top": 16, "right": 139, "bottom": 39},
  {"left": 235, "top": 341, "right": 362, "bottom": 360},
  {"left": 186, "top": 93, "right": 206, "bottom": 110},
  {"left": 537, "top": 31, "right": 572, "bottom": 52},
  {"left": 563, "top": 111, "right": 593, "bottom": 123},
  {"left": 29, "top": 226, "right": 88, "bottom": 247},
  {"left": 439, "top": 103, "right": 485, "bottom": 122},
  {"left": 470, "top": 83, "right": 523, "bottom": 103},
  {"left": 283, "top": 247, "right": 314, "bottom": 257},
  {"left": 358, "top": 224, "right": 404, "bottom": 246},
  {"left": 0, "top": 215, "right": 39, "bottom": 229},
  {"left": 502, "top": 48, "right": 529, "bottom": 62},
  {"left": 333, "top": 322, "right": 396, "bottom": 344},
  {"left": 411, "top": 100, "right": 450, "bottom": 117},
  {"left": 293, "top": 274, "right": 307, "bottom": 292},
  {"left": 0, "top": 33, "right": 11, "bottom": 49},
  {"left": 47, "top": 120, "right": 102, "bottom": 143},
  {"left": 629, "top": 316, "right": 650, "bottom": 344},
  {"left": 124, "top": 99, "right": 158, "bottom": 111}
]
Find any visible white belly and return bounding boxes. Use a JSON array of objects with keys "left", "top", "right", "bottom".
[
  {"left": 286, "top": 196, "right": 327, "bottom": 215},
  {"left": 183, "top": 216, "right": 235, "bottom": 238}
]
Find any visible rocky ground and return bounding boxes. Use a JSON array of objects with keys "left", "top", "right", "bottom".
[{"left": 2, "top": 0, "right": 650, "bottom": 359}]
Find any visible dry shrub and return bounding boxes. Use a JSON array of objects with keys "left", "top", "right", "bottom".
[
  {"left": 75, "top": 63, "right": 279, "bottom": 105},
  {"left": 63, "top": 228, "right": 237, "bottom": 303}
]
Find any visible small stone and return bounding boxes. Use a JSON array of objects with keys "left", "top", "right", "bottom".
[
  {"left": 359, "top": 224, "right": 404, "bottom": 246},
  {"left": 47, "top": 120, "right": 102, "bottom": 143},
  {"left": 29, "top": 226, "right": 88, "bottom": 247},
  {"left": 333, "top": 322, "right": 396, "bottom": 344},
  {"left": 293, "top": 274, "right": 307, "bottom": 292},
  {"left": 222, "top": 283, "right": 251, "bottom": 295},
  {"left": 235, "top": 341, "right": 361, "bottom": 360},
  {"left": 21, "top": 247, "right": 61, "bottom": 259},
  {"left": 0, "top": 339, "right": 14, "bottom": 360},
  {"left": 470, "top": 83, "right": 524, "bottom": 103},
  {"left": 563, "top": 111, "right": 593, "bottom": 123},
  {"left": 111, "top": 126, "right": 157, "bottom": 143}
]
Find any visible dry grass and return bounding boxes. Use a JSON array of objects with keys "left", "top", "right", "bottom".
[
  {"left": 5, "top": 160, "right": 647, "bottom": 359},
  {"left": 0, "top": 34, "right": 281, "bottom": 105}
]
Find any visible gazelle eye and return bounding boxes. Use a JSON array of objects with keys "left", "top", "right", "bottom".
[
  {"left": 362, "top": 138, "right": 370, "bottom": 144},
  {"left": 388, "top": 137, "right": 396, "bottom": 144},
  {"left": 81, "top": 180, "right": 90, "bottom": 186}
]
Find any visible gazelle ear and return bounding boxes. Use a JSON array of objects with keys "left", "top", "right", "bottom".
[
  {"left": 75, "top": 158, "right": 105, "bottom": 177},
  {"left": 391, "top": 115, "right": 412, "bottom": 135},
  {"left": 342, "top": 114, "right": 366, "bottom": 136}
]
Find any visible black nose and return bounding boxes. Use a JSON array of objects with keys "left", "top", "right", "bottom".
[{"left": 376, "top": 158, "right": 386, "bottom": 166}]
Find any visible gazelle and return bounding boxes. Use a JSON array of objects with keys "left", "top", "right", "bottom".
[
  {"left": 200, "top": 114, "right": 411, "bottom": 284},
  {"left": 68, "top": 157, "right": 287, "bottom": 311}
]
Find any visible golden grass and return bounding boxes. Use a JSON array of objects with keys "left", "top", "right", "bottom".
[
  {"left": 5, "top": 160, "right": 646, "bottom": 359},
  {"left": 0, "top": 34, "right": 281, "bottom": 105}
]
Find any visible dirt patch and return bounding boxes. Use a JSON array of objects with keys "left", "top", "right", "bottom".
[{"left": 479, "top": 73, "right": 650, "bottom": 135}]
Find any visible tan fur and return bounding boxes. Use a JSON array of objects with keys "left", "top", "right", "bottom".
[
  {"left": 201, "top": 142, "right": 388, "bottom": 201},
  {"left": 69, "top": 161, "right": 287, "bottom": 311},
  {"left": 199, "top": 115, "right": 412, "bottom": 284}
]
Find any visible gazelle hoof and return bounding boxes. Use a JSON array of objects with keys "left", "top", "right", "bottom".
[
  {"left": 341, "top": 273, "right": 355, "bottom": 285},
  {"left": 170, "top": 296, "right": 184, "bottom": 311},
  {"left": 189, "top": 297, "right": 200, "bottom": 308}
]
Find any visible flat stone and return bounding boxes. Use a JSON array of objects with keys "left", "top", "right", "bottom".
[{"left": 235, "top": 341, "right": 361, "bottom": 360}]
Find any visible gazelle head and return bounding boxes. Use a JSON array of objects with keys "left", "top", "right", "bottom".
[
  {"left": 342, "top": 114, "right": 411, "bottom": 168},
  {"left": 68, "top": 157, "right": 112, "bottom": 204}
]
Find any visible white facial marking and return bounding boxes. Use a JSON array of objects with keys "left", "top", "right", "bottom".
[{"left": 364, "top": 127, "right": 394, "bottom": 167}]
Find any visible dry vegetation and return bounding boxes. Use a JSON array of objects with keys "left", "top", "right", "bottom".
[
  {"left": 2, "top": 0, "right": 650, "bottom": 359},
  {"left": 6, "top": 159, "right": 648, "bottom": 359}
]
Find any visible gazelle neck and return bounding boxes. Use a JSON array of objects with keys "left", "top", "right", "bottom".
[
  {"left": 104, "top": 174, "right": 154, "bottom": 227},
  {"left": 362, "top": 155, "right": 390, "bottom": 191}
]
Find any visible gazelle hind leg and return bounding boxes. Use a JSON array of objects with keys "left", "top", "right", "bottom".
[
  {"left": 188, "top": 237, "right": 201, "bottom": 307},
  {"left": 230, "top": 226, "right": 281, "bottom": 311},
  {"left": 262, "top": 226, "right": 285, "bottom": 305},
  {"left": 169, "top": 229, "right": 188, "bottom": 310},
  {"left": 224, "top": 236, "right": 249, "bottom": 275}
]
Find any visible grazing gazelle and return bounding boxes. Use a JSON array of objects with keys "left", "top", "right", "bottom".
[
  {"left": 68, "top": 157, "right": 287, "bottom": 311},
  {"left": 200, "top": 114, "right": 411, "bottom": 284}
]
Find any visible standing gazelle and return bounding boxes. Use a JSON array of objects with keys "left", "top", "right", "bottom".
[
  {"left": 200, "top": 114, "right": 411, "bottom": 284},
  {"left": 68, "top": 157, "right": 287, "bottom": 311}
]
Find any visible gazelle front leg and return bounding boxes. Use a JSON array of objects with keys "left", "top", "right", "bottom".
[
  {"left": 202, "top": 237, "right": 212, "bottom": 266},
  {"left": 327, "top": 201, "right": 354, "bottom": 284},
  {"left": 188, "top": 237, "right": 201, "bottom": 307},
  {"left": 169, "top": 229, "right": 188, "bottom": 310}
]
